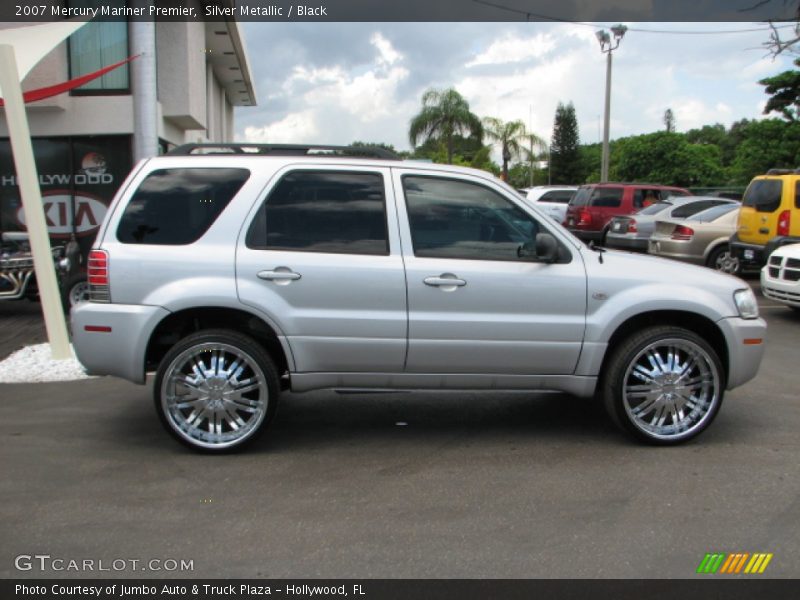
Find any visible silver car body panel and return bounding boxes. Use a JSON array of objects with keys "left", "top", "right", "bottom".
[{"left": 72, "top": 156, "right": 765, "bottom": 397}]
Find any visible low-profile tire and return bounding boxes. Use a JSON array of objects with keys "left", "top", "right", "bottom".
[
  {"left": 154, "top": 329, "right": 279, "bottom": 453},
  {"left": 706, "top": 244, "right": 740, "bottom": 275},
  {"left": 602, "top": 325, "right": 724, "bottom": 445}
]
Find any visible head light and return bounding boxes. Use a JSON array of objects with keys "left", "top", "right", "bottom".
[{"left": 734, "top": 288, "right": 759, "bottom": 319}]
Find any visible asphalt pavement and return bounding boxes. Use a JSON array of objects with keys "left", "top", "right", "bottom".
[{"left": 1, "top": 283, "right": 798, "bottom": 579}]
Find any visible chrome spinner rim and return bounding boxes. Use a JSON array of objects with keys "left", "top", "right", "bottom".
[
  {"left": 622, "top": 338, "right": 720, "bottom": 440},
  {"left": 161, "top": 342, "right": 268, "bottom": 449}
]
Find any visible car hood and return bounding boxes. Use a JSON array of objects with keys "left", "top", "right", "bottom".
[
  {"left": 581, "top": 246, "right": 748, "bottom": 295},
  {"left": 770, "top": 242, "right": 800, "bottom": 259}
]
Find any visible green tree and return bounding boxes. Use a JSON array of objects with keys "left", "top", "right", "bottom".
[
  {"left": 482, "top": 117, "right": 543, "bottom": 181},
  {"left": 663, "top": 108, "right": 676, "bottom": 133},
  {"left": 550, "top": 102, "right": 582, "bottom": 184},
  {"left": 759, "top": 58, "right": 800, "bottom": 121},
  {"left": 728, "top": 118, "right": 800, "bottom": 184},
  {"left": 613, "top": 131, "right": 724, "bottom": 187},
  {"left": 409, "top": 88, "right": 483, "bottom": 164}
]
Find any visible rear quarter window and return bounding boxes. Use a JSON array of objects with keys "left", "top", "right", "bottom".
[
  {"left": 589, "top": 188, "right": 623, "bottom": 208},
  {"left": 742, "top": 179, "right": 782, "bottom": 213},
  {"left": 117, "top": 168, "right": 249, "bottom": 245},
  {"left": 538, "top": 190, "right": 574, "bottom": 203}
]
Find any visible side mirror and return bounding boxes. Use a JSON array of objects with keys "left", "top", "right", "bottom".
[{"left": 517, "top": 232, "right": 559, "bottom": 263}]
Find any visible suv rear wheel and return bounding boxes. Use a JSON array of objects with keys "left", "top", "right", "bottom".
[
  {"left": 603, "top": 326, "right": 724, "bottom": 445},
  {"left": 154, "top": 329, "right": 279, "bottom": 452}
]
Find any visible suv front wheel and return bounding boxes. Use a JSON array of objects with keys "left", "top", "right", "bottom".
[
  {"left": 603, "top": 326, "right": 724, "bottom": 444},
  {"left": 154, "top": 329, "right": 279, "bottom": 452}
]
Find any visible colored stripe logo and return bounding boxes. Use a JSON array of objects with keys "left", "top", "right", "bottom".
[{"left": 697, "top": 553, "right": 773, "bottom": 574}]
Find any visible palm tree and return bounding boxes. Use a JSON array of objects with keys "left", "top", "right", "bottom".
[
  {"left": 483, "top": 117, "right": 544, "bottom": 181},
  {"left": 409, "top": 88, "right": 483, "bottom": 164}
]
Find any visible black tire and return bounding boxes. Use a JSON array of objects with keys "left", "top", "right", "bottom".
[
  {"left": 602, "top": 325, "right": 724, "bottom": 445},
  {"left": 154, "top": 329, "right": 279, "bottom": 453},
  {"left": 706, "top": 244, "right": 740, "bottom": 275}
]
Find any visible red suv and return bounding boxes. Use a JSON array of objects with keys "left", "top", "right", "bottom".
[{"left": 564, "top": 183, "right": 691, "bottom": 244}]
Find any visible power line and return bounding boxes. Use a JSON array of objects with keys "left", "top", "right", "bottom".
[{"left": 471, "top": 0, "right": 798, "bottom": 35}]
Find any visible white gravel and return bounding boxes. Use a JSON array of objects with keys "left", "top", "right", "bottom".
[{"left": 0, "top": 343, "right": 95, "bottom": 383}]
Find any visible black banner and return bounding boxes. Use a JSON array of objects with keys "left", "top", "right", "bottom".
[
  {"left": 1, "top": 0, "right": 798, "bottom": 23},
  {"left": 3, "top": 579, "right": 800, "bottom": 600}
]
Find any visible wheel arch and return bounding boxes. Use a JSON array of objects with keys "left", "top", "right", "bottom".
[
  {"left": 597, "top": 310, "right": 729, "bottom": 388},
  {"left": 145, "top": 306, "right": 293, "bottom": 386}
]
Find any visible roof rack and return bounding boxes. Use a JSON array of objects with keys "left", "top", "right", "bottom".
[
  {"left": 766, "top": 168, "right": 794, "bottom": 175},
  {"left": 166, "top": 143, "right": 401, "bottom": 160}
]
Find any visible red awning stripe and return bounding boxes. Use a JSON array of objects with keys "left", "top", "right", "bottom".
[{"left": 0, "top": 55, "right": 139, "bottom": 107}]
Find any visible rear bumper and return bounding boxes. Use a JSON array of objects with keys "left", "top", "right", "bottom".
[
  {"left": 71, "top": 302, "right": 170, "bottom": 384},
  {"left": 717, "top": 316, "right": 767, "bottom": 390},
  {"left": 730, "top": 234, "right": 800, "bottom": 269},
  {"left": 605, "top": 235, "right": 648, "bottom": 252},
  {"left": 566, "top": 228, "right": 604, "bottom": 243}
]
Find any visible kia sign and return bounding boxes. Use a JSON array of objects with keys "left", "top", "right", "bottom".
[{"left": 15, "top": 191, "right": 107, "bottom": 237}]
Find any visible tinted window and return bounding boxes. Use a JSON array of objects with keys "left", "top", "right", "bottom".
[
  {"left": 742, "top": 179, "right": 782, "bottom": 213},
  {"left": 637, "top": 202, "right": 672, "bottom": 216},
  {"left": 671, "top": 200, "right": 728, "bottom": 219},
  {"left": 633, "top": 189, "right": 662, "bottom": 208},
  {"left": 117, "top": 168, "right": 249, "bottom": 245},
  {"left": 569, "top": 187, "right": 592, "bottom": 207},
  {"left": 246, "top": 171, "right": 388, "bottom": 255},
  {"left": 539, "top": 190, "right": 574, "bottom": 203},
  {"left": 796, "top": 181, "right": 800, "bottom": 209},
  {"left": 403, "top": 176, "right": 540, "bottom": 261},
  {"left": 590, "top": 188, "right": 623, "bottom": 208},
  {"left": 686, "top": 204, "right": 738, "bottom": 222}
]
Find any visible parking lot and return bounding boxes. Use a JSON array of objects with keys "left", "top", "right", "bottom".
[{"left": 1, "top": 279, "right": 798, "bottom": 579}]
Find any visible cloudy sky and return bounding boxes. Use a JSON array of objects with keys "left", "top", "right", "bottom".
[{"left": 235, "top": 21, "right": 797, "bottom": 153}]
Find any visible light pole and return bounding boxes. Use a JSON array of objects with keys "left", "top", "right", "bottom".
[{"left": 596, "top": 24, "right": 627, "bottom": 182}]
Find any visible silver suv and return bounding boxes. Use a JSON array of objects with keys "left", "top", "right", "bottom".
[{"left": 71, "top": 144, "right": 767, "bottom": 451}]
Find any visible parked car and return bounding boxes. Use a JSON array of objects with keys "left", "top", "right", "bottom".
[
  {"left": 523, "top": 185, "right": 577, "bottom": 223},
  {"left": 71, "top": 143, "right": 765, "bottom": 452},
  {"left": 606, "top": 197, "right": 738, "bottom": 252},
  {"left": 731, "top": 169, "right": 800, "bottom": 270},
  {"left": 0, "top": 231, "right": 77, "bottom": 307},
  {"left": 648, "top": 204, "right": 741, "bottom": 273},
  {"left": 564, "top": 183, "right": 691, "bottom": 244},
  {"left": 761, "top": 243, "right": 800, "bottom": 311}
]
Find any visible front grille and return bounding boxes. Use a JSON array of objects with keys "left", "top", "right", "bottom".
[{"left": 767, "top": 255, "right": 800, "bottom": 282}]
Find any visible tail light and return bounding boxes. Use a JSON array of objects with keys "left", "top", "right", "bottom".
[
  {"left": 671, "top": 225, "right": 694, "bottom": 241},
  {"left": 578, "top": 209, "right": 592, "bottom": 227},
  {"left": 87, "top": 249, "right": 110, "bottom": 303},
  {"left": 627, "top": 219, "right": 638, "bottom": 233},
  {"left": 777, "top": 210, "right": 791, "bottom": 237}
]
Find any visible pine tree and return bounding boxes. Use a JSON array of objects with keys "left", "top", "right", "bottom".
[
  {"left": 550, "top": 102, "right": 581, "bottom": 184},
  {"left": 664, "top": 108, "right": 676, "bottom": 132}
]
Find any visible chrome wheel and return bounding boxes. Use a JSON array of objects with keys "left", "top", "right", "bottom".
[
  {"left": 160, "top": 341, "right": 269, "bottom": 450},
  {"left": 622, "top": 338, "right": 721, "bottom": 441},
  {"left": 68, "top": 279, "right": 90, "bottom": 307}
]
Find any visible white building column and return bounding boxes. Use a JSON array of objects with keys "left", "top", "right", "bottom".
[{"left": 131, "top": 19, "right": 158, "bottom": 161}]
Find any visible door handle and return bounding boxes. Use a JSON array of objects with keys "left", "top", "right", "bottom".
[
  {"left": 258, "top": 269, "right": 301, "bottom": 281},
  {"left": 424, "top": 275, "right": 466, "bottom": 287}
]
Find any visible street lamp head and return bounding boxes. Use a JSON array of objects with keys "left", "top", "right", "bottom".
[
  {"left": 610, "top": 24, "right": 628, "bottom": 41},
  {"left": 595, "top": 29, "right": 610, "bottom": 49}
]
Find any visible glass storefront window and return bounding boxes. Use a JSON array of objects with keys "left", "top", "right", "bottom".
[{"left": 68, "top": 1, "right": 129, "bottom": 93}]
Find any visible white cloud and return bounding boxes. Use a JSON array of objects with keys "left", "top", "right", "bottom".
[
  {"left": 466, "top": 33, "right": 556, "bottom": 67},
  {"left": 244, "top": 110, "right": 319, "bottom": 144},
  {"left": 371, "top": 32, "right": 401, "bottom": 66}
]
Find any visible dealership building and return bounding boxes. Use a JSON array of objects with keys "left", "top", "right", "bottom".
[{"left": 0, "top": 9, "right": 256, "bottom": 257}]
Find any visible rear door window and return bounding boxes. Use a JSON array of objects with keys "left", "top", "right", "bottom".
[
  {"left": 117, "top": 168, "right": 249, "bottom": 245},
  {"left": 246, "top": 170, "right": 389, "bottom": 255},
  {"left": 742, "top": 179, "right": 782, "bottom": 213},
  {"left": 569, "top": 187, "right": 592, "bottom": 207},
  {"left": 671, "top": 200, "right": 728, "bottom": 219},
  {"left": 637, "top": 202, "right": 672, "bottom": 216},
  {"left": 590, "top": 187, "right": 623, "bottom": 208}
]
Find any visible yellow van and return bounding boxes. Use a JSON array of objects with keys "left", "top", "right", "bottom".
[{"left": 731, "top": 169, "right": 800, "bottom": 269}]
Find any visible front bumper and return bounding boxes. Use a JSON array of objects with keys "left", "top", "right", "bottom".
[
  {"left": 71, "top": 302, "right": 170, "bottom": 384},
  {"left": 717, "top": 316, "right": 767, "bottom": 390},
  {"left": 761, "top": 269, "right": 800, "bottom": 308},
  {"left": 729, "top": 233, "right": 800, "bottom": 269}
]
